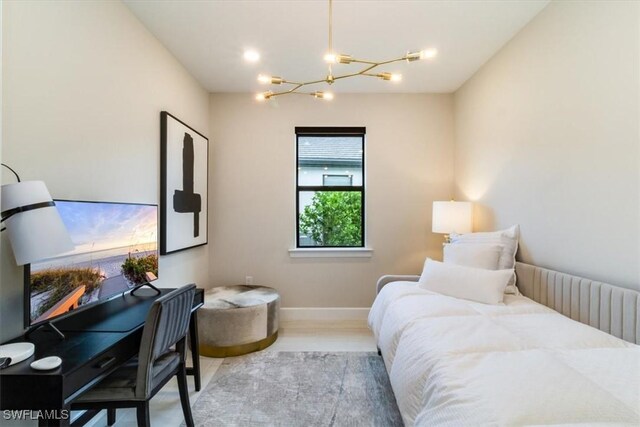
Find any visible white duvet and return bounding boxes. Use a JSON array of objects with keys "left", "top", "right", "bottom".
[{"left": 368, "top": 281, "right": 640, "bottom": 426}]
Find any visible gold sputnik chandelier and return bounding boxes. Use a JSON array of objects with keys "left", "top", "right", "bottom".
[{"left": 255, "top": 0, "right": 437, "bottom": 101}]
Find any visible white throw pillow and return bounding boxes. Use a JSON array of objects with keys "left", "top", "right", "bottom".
[
  {"left": 449, "top": 225, "right": 520, "bottom": 294},
  {"left": 443, "top": 244, "right": 502, "bottom": 270},
  {"left": 418, "top": 258, "right": 512, "bottom": 305}
]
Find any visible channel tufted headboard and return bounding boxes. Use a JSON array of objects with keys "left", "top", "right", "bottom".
[{"left": 515, "top": 262, "right": 640, "bottom": 345}]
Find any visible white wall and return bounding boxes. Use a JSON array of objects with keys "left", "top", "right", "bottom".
[
  {"left": 454, "top": 0, "right": 639, "bottom": 290},
  {"left": 1, "top": 0, "right": 210, "bottom": 341},
  {"left": 209, "top": 93, "right": 454, "bottom": 307}
]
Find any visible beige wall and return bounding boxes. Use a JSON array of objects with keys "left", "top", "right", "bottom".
[
  {"left": 209, "top": 93, "right": 454, "bottom": 307},
  {"left": 1, "top": 0, "right": 210, "bottom": 341},
  {"left": 454, "top": 1, "right": 639, "bottom": 290}
]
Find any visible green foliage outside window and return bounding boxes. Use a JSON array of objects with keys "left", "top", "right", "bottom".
[{"left": 299, "top": 192, "right": 362, "bottom": 246}]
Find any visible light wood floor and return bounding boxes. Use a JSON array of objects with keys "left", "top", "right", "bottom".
[{"left": 84, "top": 327, "right": 376, "bottom": 427}]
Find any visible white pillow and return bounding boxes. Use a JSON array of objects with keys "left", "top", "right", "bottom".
[
  {"left": 449, "top": 225, "right": 520, "bottom": 294},
  {"left": 418, "top": 258, "right": 512, "bottom": 305},
  {"left": 443, "top": 244, "right": 502, "bottom": 270}
]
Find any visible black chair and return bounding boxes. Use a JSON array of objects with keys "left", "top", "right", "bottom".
[{"left": 72, "top": 284, "right": 196, "bottom": 427}]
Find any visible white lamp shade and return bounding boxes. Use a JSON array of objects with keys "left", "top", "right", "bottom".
[
  {"left": 1, "top": 181, "right": 74, "bottom": 265},
  {"left": 432, "top": 201, "right": 473, "bottom": 235}
]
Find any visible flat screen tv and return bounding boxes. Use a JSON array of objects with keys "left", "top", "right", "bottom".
[{"left": 26, "top": 200, "right": 158, "bottom": 328}]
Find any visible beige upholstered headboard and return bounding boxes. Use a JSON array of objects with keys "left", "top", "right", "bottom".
[{"left": 515, "top": 262, "right": 640, "bottom": 345}]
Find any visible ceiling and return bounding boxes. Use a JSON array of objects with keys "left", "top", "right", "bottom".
[{"left": 124, "top": 0, "right": 549, "bottom": 94}]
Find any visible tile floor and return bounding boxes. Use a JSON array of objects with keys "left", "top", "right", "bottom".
[{"left": 83, "top": 326, "right": 376, "bottom": 426}]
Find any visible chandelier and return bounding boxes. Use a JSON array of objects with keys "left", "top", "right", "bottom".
[{"left": 255, "top": 0, "right": 437, "bottom": 101}]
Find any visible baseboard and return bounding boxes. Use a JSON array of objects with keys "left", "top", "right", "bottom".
[{"left": 280, "top": 307, "right": 370, "bottom": 329}]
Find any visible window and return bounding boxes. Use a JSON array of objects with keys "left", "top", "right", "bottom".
[{"left": 296, "top": 127, "right": 365, "bottom": 248}]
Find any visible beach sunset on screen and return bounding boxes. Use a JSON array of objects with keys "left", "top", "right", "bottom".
[
  {"left": 57, "top": 201, "right": 158, "bottom": 255},
  {"left": 29, "top": 200, "right": 159, "bottom": 324}
]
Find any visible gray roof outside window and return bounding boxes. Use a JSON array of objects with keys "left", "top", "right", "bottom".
[{"left": 298, "top": 137, "right": 362, "bottom": 165}]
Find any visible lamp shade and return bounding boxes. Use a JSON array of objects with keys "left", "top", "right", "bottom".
[
  {"left": 432, "top": 201, "right": 473, "bottom": 235},
  {"left": 1, "top": 181, "right": 74, "bottom": 265}
]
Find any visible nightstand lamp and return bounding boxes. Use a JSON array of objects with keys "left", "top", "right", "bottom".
[{"left": 432, "top": 200, "right": 473, "bottom": 244}]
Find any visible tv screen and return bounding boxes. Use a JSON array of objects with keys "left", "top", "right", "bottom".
[{"left": 28, "top": 200, "right": 158, "bottom": 326}]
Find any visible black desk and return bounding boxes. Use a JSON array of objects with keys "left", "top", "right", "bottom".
[{"left": 0, "top": 288, "right": 204, "bottom": 426}]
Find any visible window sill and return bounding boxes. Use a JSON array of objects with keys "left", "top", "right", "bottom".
[{"left": 288, "top": 248, "right": 374, "bottom": 258}]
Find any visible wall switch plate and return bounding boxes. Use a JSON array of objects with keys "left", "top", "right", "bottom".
[{"left": 245, "top": 276, "right": 253, "bottom": 285}]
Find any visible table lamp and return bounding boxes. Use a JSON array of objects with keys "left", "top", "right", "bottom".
[
  {"left": 0, "top": 165, "right": 75, "bottom": 359},
  {"left": 1, "top": 180, "right": 74, "bottom": 265},
  {"left": 432, "top": 200, "right": 473, "bottom": 244}
]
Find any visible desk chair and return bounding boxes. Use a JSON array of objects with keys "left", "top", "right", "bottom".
[{"left": 72, "top": 284, "right": 196, "bottom": 427}]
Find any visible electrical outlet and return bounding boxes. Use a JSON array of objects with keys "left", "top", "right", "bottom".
[{"left": 245, "top": 276, "right": 253, "bottom": 286}]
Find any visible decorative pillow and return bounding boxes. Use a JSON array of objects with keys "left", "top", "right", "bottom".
[
  {"left": 449, "top": 225, "right": 520, "bottom": 294},
  {"left": 418, "top": 259, "right": 512, "bottom": 305},
  {"left": 443, "top": 244, "right": 502, "bottom": 270}
]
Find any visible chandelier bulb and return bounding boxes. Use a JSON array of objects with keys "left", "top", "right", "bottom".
[
  {"left": 419, "top": 48, "right": 438, "bottom": 59},
  {"left": 258, "top": 75, "right": 284, "bottom": 85},
  {"left": 255, "top": 91, "right": 274, "bottom": 101},
  {"left": 324, "top": 52, "right": 337, "bottom": 64},
  {"left": 407, "top": 48, "right": 438, "bottom": 62},
  {"left": 312, "top": 91, "right": 334, "bottom": 100},
  {"left": 377, "top": 72, "right": 401, "bottom": 82}
]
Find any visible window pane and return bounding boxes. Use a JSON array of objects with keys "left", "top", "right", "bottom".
[
  {"left": 323, "top": 174, "right": 352, "bottom": 186},
  {"left": 298, "top": 136, "right": 363, "bottom": 187},
  {"left": 298, "top": 191, "right": 362, "bottom": 247}
]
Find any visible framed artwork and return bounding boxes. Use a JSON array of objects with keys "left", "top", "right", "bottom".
[{"left": 160, "top": 111, "right": 208, "bottom": 255}]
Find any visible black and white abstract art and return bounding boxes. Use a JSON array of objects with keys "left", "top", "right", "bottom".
[{"left": 160, "top": 111, "right": 208, "bottom": 255}]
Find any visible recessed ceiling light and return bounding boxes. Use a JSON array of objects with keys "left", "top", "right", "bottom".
[{"left": 243, "top": 49, "right": 260, "bottom": 63}]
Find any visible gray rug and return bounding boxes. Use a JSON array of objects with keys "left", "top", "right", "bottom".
[{"left": 189, "top": 351, "right": 403, "bottom": 426}]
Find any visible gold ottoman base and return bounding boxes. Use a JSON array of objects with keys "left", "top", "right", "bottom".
[{"left": 199, "top": 332, "right": 278, "bottom": 358}]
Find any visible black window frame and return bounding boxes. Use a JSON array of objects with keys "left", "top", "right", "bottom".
[{"left": 295, "top": 127, "right": 366, "bottom": 248}]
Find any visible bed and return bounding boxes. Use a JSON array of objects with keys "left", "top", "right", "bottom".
[{"left": 368, "top": 262, "right": 640, "bottom": 426}]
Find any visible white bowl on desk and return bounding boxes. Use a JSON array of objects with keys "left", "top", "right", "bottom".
[{"left": 0, "top": 342, "right": 35, "bottom": 366}]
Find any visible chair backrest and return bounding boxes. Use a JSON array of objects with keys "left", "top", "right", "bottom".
[{"left": 135, "top": 284, "right": 196, "bottom": 398}]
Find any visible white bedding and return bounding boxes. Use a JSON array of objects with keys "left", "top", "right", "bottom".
[{"left": 368, "top": 281, "right": 640, "bottom": 426}]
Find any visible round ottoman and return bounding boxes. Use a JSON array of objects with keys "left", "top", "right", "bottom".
[{"left": 198, "top": 285, "right": 280, "bottom": 358}]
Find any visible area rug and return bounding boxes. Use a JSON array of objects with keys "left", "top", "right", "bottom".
[{"left": 188, "top": 351, "right": 403, "bottom": 426}]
